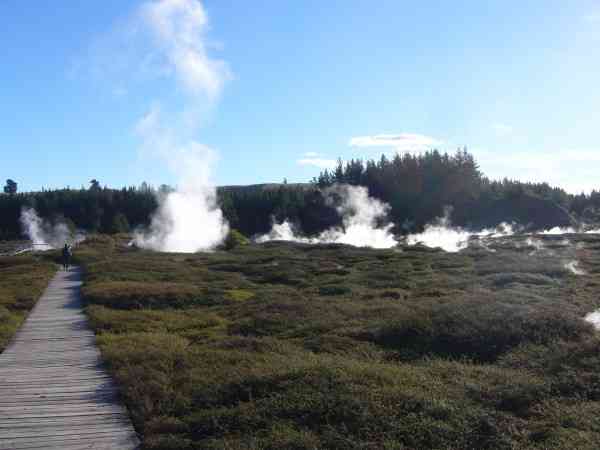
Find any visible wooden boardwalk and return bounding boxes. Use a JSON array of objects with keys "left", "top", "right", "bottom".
[{"left": 0, "top": 268, "right": 139, "bottom": 449}]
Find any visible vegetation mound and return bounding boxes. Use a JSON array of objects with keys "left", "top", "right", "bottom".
[{"left": 83, "top": 281, "right": 205, "bottom": 309}]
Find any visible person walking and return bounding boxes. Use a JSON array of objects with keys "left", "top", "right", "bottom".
[{"left": 62, "top": 243, "right": 72, "bottom": 271}]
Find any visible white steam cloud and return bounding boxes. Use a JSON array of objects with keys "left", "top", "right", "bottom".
[
  {"left": 585, "top": 310, "right": 600, "bottom": 330},
  {"left": 19, "top": 208, "right": 83, "bottom": 251},
  {"left": 257, "top": 185, "right": 397, "bottom": 249},
  {"left": 565, "top": 260, "right": 586, "bottom": 275},
  {"left": 405, "top": 210, "right": 597, "bottom": 253},
  {"left": 540, "top": 227, "right": 576, "bottom": 235},
  {"left": 133, "top": 106, "right": 228, "bottom": 252},
  {"left": 405, "top": 211, "right": 515, "bottom": 253},
  {"left": 127, "top": 0, "right": 230, "bottom": 253},
  {"left": 524, "top": 237, "right": 546, "bottom": 255},
  {"left": 406, "top": 216, "right": 473, "bottom": 252},
  {"left": 139, "top": 0, "right": 230, "bottom": 100}
]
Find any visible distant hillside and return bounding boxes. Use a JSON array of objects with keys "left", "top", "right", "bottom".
[
  {"left": 470, "top": 195, "right": 577, "bottom": 230},
  {"left": 218, "top": 183, "right": 314, "bottom": 192}
]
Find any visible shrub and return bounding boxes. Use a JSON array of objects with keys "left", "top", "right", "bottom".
[
  {"left": 223, "top": 229, "right": 250, "bottom": 250},
  {"left": 96, "top": 332, "right": 192, "bottom": 428},
  {"left": 489, "top": 272, "right": 558, "bottom": 287},
  {"left": 83, "top": 281, "right": 205, "bottom": 309},
  {"left": 370, "top": 302, "right": 593, "bottom": 362},
  {"left": 226, "top": 289, "right": 255, "bottom": 302},
  {"left": 318, "top": 285, "right": 351, "bottom": 296},
  {"left": 500, "top": 338, "right": 600, "bottom": 400}
]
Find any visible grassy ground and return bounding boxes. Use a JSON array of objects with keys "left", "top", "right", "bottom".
[
  {"left": 0, "top": 240, "right": 29, "bottom": 256},
  {"left": 0, "top": 253, "right": 56, "bottom": 352},
  {"left": 77, "top": 234, "right": 600, "bottom": 449}
]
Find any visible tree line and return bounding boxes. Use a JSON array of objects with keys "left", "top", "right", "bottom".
[
  {"left": 2, "top": 149, "right": 600, "bottom": 240},
  {"left": 0, "top": 182, "right": 158, "bottom": 240},
  {"left": 313, "top": 149, "right": 584, "bottom": 230}
]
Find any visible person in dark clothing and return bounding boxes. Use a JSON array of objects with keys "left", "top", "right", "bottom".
[{"left": 62, "top": 243, "right": 72, "bottom": 271}]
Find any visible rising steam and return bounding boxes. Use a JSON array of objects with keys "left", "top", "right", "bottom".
[
  {"left": 257, "top": 185, "right": 397, "bottom": 249},
  {"left": 257, "top": 221, "right": 307, "bottom": 244},
  {"left": 404, "top": 208, "right": 598, "bottom": 253},
  {"left": 125, "top": 0, "right": 230, "bottom": 253},
  {"left": 565, "top": 260, "right": 586, "bottom": 275},
  {"left": 405, "top": 210, "right": 516, "bottom": 252},
  {"left": 585, "top": 310, "right": 600, "bottom": 330},
  {"left": 406, "top": 215, "right": 473, "bottom": 252},
  {"left": 540, "top": 227, "right": 576, "bottom": 235},
  {"left": 132, "top": 107, "right": 228, "bottom": 252},
  {"left": 19, "top": 208, "right": 83, "bottom": 251}
]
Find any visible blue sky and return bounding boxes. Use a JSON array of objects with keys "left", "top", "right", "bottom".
[{"left": 1, "top": 0, "right": 599, "bottom": 193}]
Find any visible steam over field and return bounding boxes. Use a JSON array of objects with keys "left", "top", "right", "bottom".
[
  {"left": 18, "top": 208, "right": 84, "bottom": 252},
  {"left": 257, "top": 185, "right": 396, "bottom": 248},
  {"left": 72, "top": 232, "right": 600, "bottom": 449}
]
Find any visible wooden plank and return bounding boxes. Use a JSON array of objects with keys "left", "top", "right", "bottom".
[
  {"left": 0, "top": 376, "right": 112, "bottom": 385},
  {"left": 2, "top": 425, "right": 136, "bottom": 439},
  {"left": 0, "top": 414, "right": 130, "bottom": 427},
  {"left": 0, "top": 411, "right": 126, "bottom": 420},
  {"left": 0, "top": 384, "right": 115, "bottom": 393},
  {"left": 0, "top": 268, "right": 139, "bottom": 449},
  {"left": 0, "top": 403, "right": 127, "bottom": 417},
  {"left": 0, "top": 431, "right": 139, "bottom": 450}
]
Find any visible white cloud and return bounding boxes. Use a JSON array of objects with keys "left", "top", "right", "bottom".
[
  {"left": 475, "top": 148, "right": 600, "bottom": 194},
  {"left": 297, "top": 152, "right": 337, "bottom": 169},
  {"left": 297, "top": 157, "right": 337, "bottom": 170},
  {"left": 349, "top": 133, "right": 441, "bottom": 152},
  {"left": 492, "top": 122, "right": 513, "bottom": 136}
]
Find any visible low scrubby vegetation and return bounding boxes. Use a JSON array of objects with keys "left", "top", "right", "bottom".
[
  {"left": 0, "top": 254, "right": 56, "bottom": 351},
  {"left": 77, "top": 234, "right": 600, "bottom": 449}
]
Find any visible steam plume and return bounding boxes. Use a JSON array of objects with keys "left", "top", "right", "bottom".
[
  {"left": 139, "top": 0, "right": 230, "bottom": 100},
  {"left": 406, "top": 210, "right": 515, "bottom": 252},
  {"left": 19, "top": 208, "right": 83, "bottom": 251},
  {"left": 565, "top": 260, "right": 586, "bottom": 275},
  {"left": 405, "top": 208, "right": 593, "bottom": 253},
  {"left": 540, "top": 227, "right": 576, "bottom": 235},
  {"left": 525, "top": 237, "right": 546, "bottom": 255},
  {"left": 127, "top": 0, "right": 230, "bottom": 253},
  {"left": 257, "top": 221, "right": 308, "bottom": 244},
  {"left": 132, "top": 107, "right": 228, "bottom": 252},
  {"left": 406, "top": 215, "right": 472, "bottom": 252},
  {"left": 584, "top": 310, "right": 600, "bottom": 330},
  {"left": 257, "top": 185, "right": 397, "bottom": 249}
]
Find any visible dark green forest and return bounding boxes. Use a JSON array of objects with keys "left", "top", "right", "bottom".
[
  {"left": 313, "top": 149, "right": 593, "bottom": 231},
  {"left": 2, "top": 149, "right": 600, "bottom": 240}
]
